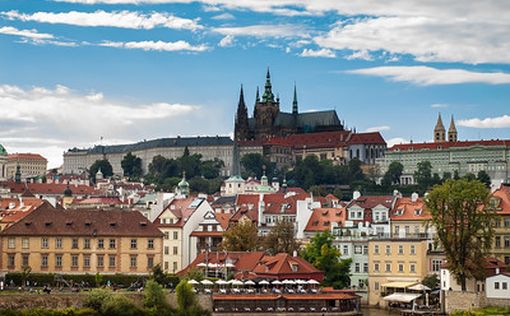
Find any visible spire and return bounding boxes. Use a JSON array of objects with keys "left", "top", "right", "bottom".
[
  {"left": 262, "top": 67, "right": 274, "bottom": 103},
  {"left": 231, "top": 140, "right": 241, "bottom": 177},
  {"left": 434, "top": 113, "right": 446, "bottom": 143},
  {"left": 292, "top": 82, "right": 298, "bottom": 115},
  {"left": 448, "top": 114, "right": 458, "bottom": 142},
  {"left": 435, "top": 113, "right": 445, "bottom": 130},
  {"left": 237, "top": 84, "right": 246, "bottom": 111},
  {"left": 448, "top": 115, "right": 457, "bottom": 132},
  {"left": 255, "top": 86, "right": 260, "bottom": 103}
]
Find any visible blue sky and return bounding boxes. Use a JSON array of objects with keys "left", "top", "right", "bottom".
[{"left": 1, "top": 0, "right": 509, "bottom": 168}]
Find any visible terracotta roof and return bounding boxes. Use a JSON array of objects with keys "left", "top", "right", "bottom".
[
  {"left": 8, "top": 153, "right": 47, "bottom": 161},
  {"left": 390, "top": 139, "right": 510, "bottom": 152},
  {"left": 347, "top": 132, "right": 386, "bottom": 145},
  {"left": 72, "top": 197, "right": 126, "bottom": 206},
  {"left": 155, "top": 197, "right": 204, "bottom": 228},
  {"left": 0, "top": 197, "right": 45, "bottom": 225},
  {"left": 390, "top": 197, "right": 430, "bottom": 221},
  {"left": 215, "top": 212, "right": 232, "bottom": 230},
  {"left": 492, "top": 184, "right": 510, "bottom": 215},
  {"left": 304, "top": 207, "right": 346, "bottom": 232},
  {"left": 1, "top": 181, "right": 101, "bottom": 196},
  {"left": 346, "top": 195, "right": 394, "bottom": 209},
  {"left": 1, "top": 202, "right": 163, "bottom": 237},
  {"left": 264, "top": 130, "right": 352, "bottom": 150},
  {"left": 179, "top": 251, "right": 266, "bottom": 276}
]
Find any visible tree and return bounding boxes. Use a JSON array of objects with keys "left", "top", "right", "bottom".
[
  {"left": 415, "top": 161, "right": 432, "bottom": 189},
  {"left": 477, "top": 170, "right": 491, "bottom": 187},
  {"left": 175, "top": 279, "right": 210, "bottom": 316},
  {"left": 89, "top": 159, "right": 113, "bottom": 181},
  {"left": 302, "top": 231, "right": 351, "bottom": 289},
  {"left": 263, "top": 221, "right": 300, "bottom": 255},
  {"left": 426, "top": 179, "right": 495, "bottom": 291},
  {"left": 347, "top": 158, "right": 365, "bottom": 182},
  {"left": 240, "top": 153, "right": 273, "bottom": 178},
  {"left": 144, "top": 279, "right": 173, "bottom": 316},
  {"left": 121, "top": 152, "right": 143, "bottom": 180},
  {"left": 200, "top": 159, "right": 224, "bottom": 179},
  {"left": 382, "top": 161, "right": 403, "bottom": 186},
  {"left": 422, "top": 274, "right": 439, "bottom": 290},
  {"left": 442, "top": 172, "right": 452, "bottom": 182},
  {"left": 221, "top": 220, "right": 259, "bottom": 251}
]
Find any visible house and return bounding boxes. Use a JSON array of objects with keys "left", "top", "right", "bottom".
[
  {"left": 0, "top": 197, "right": 45, "bottom": 231},
  {"left": 191, "top": 208, "right": 231, "bottom": 253},
  {"left": 486, "top": 272, "right": 510, "bottom": 299},
  {"left": 490, "top": 184, "right": 510, "bottom": 265},
  {"left": 303, "top": 207, "right": 346, "bottom": 239},
  {"left": 345, "top": 192, "right": 396, "bottom": 236}
]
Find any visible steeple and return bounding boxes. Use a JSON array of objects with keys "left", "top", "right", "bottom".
[
  {"left": 448, "top": 115, "right": 458, "bottom": 142},
  {"left": 434, "top": 113, "right": 446, "bottom": 143},
  {"left": 262, "top": 67, "right": 275, "bottom": 103},
  {"left": 255, "top": 86, "right": 260, "bottom": 103},
  {"left": 231, "top": 140, "right": 241, "bottom": 177},
  {"left": 235, "top": 85, "right": 249, "bottom": 141},
  {"left": 237, "top": 84, "right": 246, "bottom": 112},
  {"left": 292, "top": 83, "right": 298, "bottom": 115}
]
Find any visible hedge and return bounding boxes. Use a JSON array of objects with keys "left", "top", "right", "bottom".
[{"left": 4, "top": 273, "right": 143, "bottom": 288}]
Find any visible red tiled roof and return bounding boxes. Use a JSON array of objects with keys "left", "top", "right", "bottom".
[
  {"left": 347, "top": 132, "right": 386, "bottom": 145},
  {"left": 155, "top": 197, "right": 204, "bottom": 227},
  {"left": 390, "top": 139, "right": 510, "bottom": 152},
  {"left": 215, "top": 212, "right": 232, "bottom": 230},
  {"left": 1, "top": 202, "right": 163, "bottom": 237},
  {"left": 264, "top": 131, "right": 352, "bottom": 150},
  {"left": 8, "top": 153, "right": 47, "bottom": 161},
  {"left": 492, "top": 184, "right": 510, "bottom": 215},
  {"left": 390, "top": 197, "right": 431, "bottom": 221},
  {"left": 0, "top": 197, "right": 45, "bottom": 225},
  {"left": 346, "top": 195, "right": 394, "bottom": 209},
  {"left": 304, "top": 207, "right": 346, "bottom": 232},
  {"left": 73, "top": 197, "right": 126, "bottom": 206},
  {"left": 212, "top": 293, "right": 356, "bottom": 301},
  {"left": 1, "top": 181, "right": 101, "bottom": 196},
  {"left": 179, "top": 251, "right": 266, "bottom": 276}
]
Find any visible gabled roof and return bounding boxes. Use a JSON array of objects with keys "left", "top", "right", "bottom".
[
  {"left": 1, "top": 202, "right": 163, "bottom": 237},
  {"left": 251, "top": 253, "right": 323, "bottom": 280},
  {"left": 0, "top": 197, "right": 45, "bottom": 226},
  {"left": 492, "top": 184, "right": 510, "bottom": 215},
  {"left": 264, "top": 130, "right": 351, "bottom": 150},
  {"left": 179, "top": 251, "right": 266, "bottom": 276},
  {"left": 1, "top": 181, "right": 101, "bottom": 196},
  {"left": 347, "top": 132, "right": 386, "bottom": 145},
  {"left": 391, "top": 197, "right": 430, "bottom": 221},
  {"left": 304, "top": 207, "right": 346, "bottom": 232},
  {"left": 8, "top": 153, "right": 47, "bottom": 161},
  {"left": 346, "top": 195, "right": 394, "bottom": 210}
]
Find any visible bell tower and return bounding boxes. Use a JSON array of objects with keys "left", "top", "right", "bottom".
[{"left": 434, "top": 113, "right": 446, "bottom": 143}]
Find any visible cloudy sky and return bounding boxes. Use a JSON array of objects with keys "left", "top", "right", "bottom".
[{"left": 1, "top": 0, "right": 509, "bottom": 168}]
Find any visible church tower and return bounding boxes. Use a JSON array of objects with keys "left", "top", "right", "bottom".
[
  {"left": 292, "top": 83, "right": 298, "bottom": 115},
  {"left": 234, "top": 85, "right": 249, "bottom": 141},
  {"left": 254, "top": 68, "right": 280, "bottom": 140},
  {"left": 448, "top": 115, "right": 458, "bottom": 142},
  {"left": 434, "top": 113, "right": 446, "bottom": 143}
]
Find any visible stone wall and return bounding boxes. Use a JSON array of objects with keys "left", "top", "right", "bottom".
[{"left": 444, "top": 291, "right": 483, "bottom": 314}]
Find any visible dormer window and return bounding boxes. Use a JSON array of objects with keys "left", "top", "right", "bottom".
[{"left": 414, "top": 208, "right": 422, "bottom": 216}]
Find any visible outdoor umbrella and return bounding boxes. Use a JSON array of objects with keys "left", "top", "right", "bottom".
[
  {"left": 197, "top": 263, "right": 207, "bottom": 267},
  {"left": 201, "top": 279, "right": 214, "bottom": 286},
  {"left": 271, "top": 280, "right": 282, "bottom": 285},
  {"left": 282, "top": 279, "right": 296, "bottom": 285},
  {"left": 188, "top": 279, "right": 199, "bottom": 285},
  {"left": 307, "top": 279, "right": 320, "bottom": 285},
  {"left": 244, "top": 280, "right": 256, "bottom": 286},
  {"left": 258, "top": 280, "right": 270, "bottom": 285},
  {"left": 231, "top": 280, "right": 244, "bottom": 286},
  {"left": 215, "top": 280, "right": 228, "bottom": 285},
  {"left": 408, "top": 284, "right": 431, "bottom": 291}
]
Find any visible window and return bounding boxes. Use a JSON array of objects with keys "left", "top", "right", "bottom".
[
  {"left": 173, "top": 246, "right": 178, "bottom": 255},
  {"left": 109, "top": 239, "right": 116, "bottom": 249},
  {"left": 504, "top": 236, "right": 510, "bottom": 248},
  {"left": 432, "top": 259, "right": 442, "bottom": 272},
  {"left": 394, "top": 226, "right": 400, "bottom": 236},
  {"left": 130, "top": 256, "right": 137, "bottom": 268},
  {"left": 363, "top": 245, "right": 369, "bottom": 255},
  {"left": 173, "top": 261, "right": 178, "bottom": 272},
  {"left": 8, "top": 237, "right": 15, "bottom": 249},
  {"left": 55, "top": 254, "right": 63, "bottom": 268},
  {"left": 109, "top": 255, "right": 116, "bottom": 268},
  {"left": 84, "top": 239, "right": 91, "bottom": 249},
  {"left": 97, "top": 255, "right": 104, "bottom": 268},
  {"left": 130, "top": 239, "right": 137, "bottom": 249},
  {"left": 385, "top": 263, "right": 391, "bottom": 272},
  {"left": 83, "top": 255, "right": 90, "bottom": 268},
  {"left": 410, "top": 263, "right": 416, "bottom": 273},
  {"left": 374, "top": 262, "right": 380, "bottom": 272},
  {"left": 398, "top": 245, "right": 403, "bottom": 255},
  {"left": 495, "top": 236, "right": 501, "bottom": 248},
  {"left": 147, "top": 256, "right": 154, "bottom": 268},
  {"left": 374, "top": 245, "right": 379, "bottom": 254},
  {"left": 71, "top": 255, "right": 79, "bottom": 267},
  {"left": 363, "top": 263, "right": 368, "bottom": 273},
  {"left": 41, "top": 254, "right": 48, "bottom": 268},
  {"left": 22, "top": 254, "right": 29, "bottom": 267},
  {"left": 502, "top": 282, "right": 508, "bottom": 290},
  {"left": 354, "top": 245, "right": 362, "bottom": 254},
  {"left": 374, "top": 282, "right": 379, "bottom": 291},
  {"left": 386, "top": 245, "right": 391, "bottom": 255},
  {"left": 398, "top": 263, "right": 404, "bottom": 272},
  {"left": 72, "top": 239, "right": 79, "bottom": 249},
  {"left": 342, "top": 245, "right": 349, "bottom": 255},
  {"left": 22, "top": 238, "right": 29, "bottom": 249},
  {"left": 410, "top": 245, "right": 416, "bottom": 255},
  {"left": 495, "top": 282, "right": 500, "bottom": 290},
  {"left": 148, "top": 239, "right": 154, "bottom": 249},
  {"left": 173, "top": 231, "right": 178, "bottom": 240},
  {"left": 56, "top": 238, "right": 63, "bottom": 249},
  {"left": 41, "top": 238, "right": 49, "bottom": 249},
  {"left": 98, "top": 239, "right": 104, "bottom": 249},
  {"left": 164, "top": 232, "right": 169, "bottom": 240},
  {"left": 8, "top": 254, "right": 15, "bottom": 267},
  {"left": 164, "top": 261, "right": 169, "bottom": 270},
  {"left": 164, "top": 246, "right": 169, "bottom": 255},
  {"left": 355, "top": 263, "right": 360, "bottom": 273}
]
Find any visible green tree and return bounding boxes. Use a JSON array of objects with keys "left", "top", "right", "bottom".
[
  {"left": 175, "top": 279, "right": 211, "bottom": 316},
  {"left": 200, "top": 159, "right": 224, "bottom": 179},
  {"left": 101, "top": 294, "right": 144, "bottom": 316},
  {"left": 240, "top": 153, "right": 273, "bottom": 178},
  {"left": 263, "top": 221, "right": 300, "bottom": 255},
  {"left": 347, "top": 158, "right": 365, "bottom": 182},
  {"left": 421, "top": 274, "right": 439, "bottom": 290},
  {"left": 414, "top": 161, "right": 433, "bottom": 189},
  {"left": 84, "top": 288, "right": 113, "bottom": 312},
  {"left": 382, "top": 161, "right": 403, "bottom": 186},
  {"left": 463, "top": 173, "right": 476, "bottom": 181},
  {"left": 477, "top": 170, "right": 491, "bottom": 187},
  {"left": 221, "top": 220, "right": 259, "bottom": 251},
  {"left": 144, "top": 279, "right": 173, "bottom": 316},
  {"left": 302, "top": 231, "right": 351, "bottom": 289},
  {"left": 442, "top": 172, "right": 452, "bottom": 182},
  {"left": 426, "top": 179, "right": 495, "bottom": 291},
  {"left": 121, "top": 152, "right": 143, "bottom": 180},
  {"left": 89, "top": 159, "right": 113, "bottom": 181}
]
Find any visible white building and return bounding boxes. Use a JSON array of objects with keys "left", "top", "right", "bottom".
[{"left": 486, "top": 273, "right": 510, "bottom": 299}]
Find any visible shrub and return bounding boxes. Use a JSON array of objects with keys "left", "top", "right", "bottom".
[
  {"left": 101, "top": 295, "right": 145, "bottom": 316},
  {"left": 84, "top": 288, "right": 113, "bottom": 312}
]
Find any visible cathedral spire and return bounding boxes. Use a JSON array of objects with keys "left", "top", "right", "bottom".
[
  {"left": 235, "top": 84, "right": 249, "bottom": 141},
  {"left": 238, "top": 84, "right": 246, "bottom": 110},
  {"left": 292, "top": 82, "right": 298, "bottom": 115},
  {"left": 448, "top": 114, "right": 458, "bottom": 142},
  {"left": 434, "top": 113, "right": 446, "bottom": 143},
  {"left": 255, "top": 86, "right": 260, "bottom": 103},
  {"left": 262, "top": 67, "right": 274, "bottom": 103}
]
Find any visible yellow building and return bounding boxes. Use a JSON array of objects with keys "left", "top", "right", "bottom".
[
  {"left": 368, "top": 237, "right": 429, "bottom": 306},
  {"left": 5, "top": 153, "right": 48, "bottom": 180},
  {"left": 490, "top": 184, "right": 510, "bottom": 265},
  {"left": 0, "top": 202, "right": 163, "bottom": 274}
]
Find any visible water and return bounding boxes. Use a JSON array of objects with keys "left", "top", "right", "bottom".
[{"left": 362, "top": 307, "right": 401, "bottom": 316}]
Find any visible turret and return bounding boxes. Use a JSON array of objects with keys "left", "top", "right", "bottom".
[
  {"left": 262, "top": 68, "right": 275, "bottom": 103},
  {"left": 448, "top": 115, "right": 458, "bottom": 142},
  {"left": 434, "top": 113, "right": 446, "bottom": 143}
]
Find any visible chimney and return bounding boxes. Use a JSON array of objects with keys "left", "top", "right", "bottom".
[
  {"left": 353, "top": 191, "right": 361, "bottom": 200},
  {"left": 19, "top": 197, "right": 24, "bottom": 209},
  {"left": 258, "top": 194, "right": 264, "bottom": 227},
  {"left": 292, "top": 250, "right": 298, "bottom": 257},
  {"left": 411, "top": 192, "right": 419, "bottom": 203}
]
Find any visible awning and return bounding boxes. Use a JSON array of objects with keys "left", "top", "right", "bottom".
[
  {"left": 408, "top": 284, "right": 431, "bottom": 291},
  {"left": 383, "top": 293, "right": 422, "bottom": 303},
  {"left": 381, "top": 281, "right": 417, "bottom": 289}
]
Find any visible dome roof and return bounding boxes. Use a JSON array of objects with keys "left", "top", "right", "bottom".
[
  {"left": 178, "top": 173, "right": 189, "bottom": 189},
  {"left": 0, "top": 144, "right": 7, "bottom": 156}
]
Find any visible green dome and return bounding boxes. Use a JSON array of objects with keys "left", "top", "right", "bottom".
[
  {"left": 178, "top": 177, "right": 189, "bottom": 189},
  {"left": 0, "top": 144, "right": 7, "bottom": 156}
]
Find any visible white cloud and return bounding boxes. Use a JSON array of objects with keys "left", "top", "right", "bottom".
[
  {"left": 0, "top": 83, "right": 205, "bottom": 167},
  {"left": 458, "top": 115, "right": 510, "bottom": 129},
  {"left": 345, "top": 50, "right": 373, "bottom": 61},
  {"left": 431, "top": 103, "right": 449, "bottom": 108},
  {"left": 364, "top": 125, "right": 390, "bottom": 132},
  {"left": 346, "top": 66, "right": 510, "bottom": 86},
  {"left": 315, "top": 16, "right": 510, "bottom": 64},
  {"left": 213, "top": 24, "right": 306, "bottom": 38},
  {"left": 300, "top": 48, "right": 335, "bottom": 58},
  {"left": 212, "top": 12, "right": 235, "bottom": 20},
  {"left": 3, "top": 10, "right": 202, "bottom": 31},
  {"left": 100, "top": 40, "right": 209, "bottom": 52},
  {"left": 387, "top": 137, "right": 408, "bottom": 147},
  {"left": 218, "top": 35, "right": 234, "bottom": 47},
  {"left": 0, "top": 26, "right": 54, "bottom": 39}
]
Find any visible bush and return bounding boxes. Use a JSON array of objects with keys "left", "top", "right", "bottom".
[
  {"left": 4, "top": 273, "right": 140, "bottom": 288},
  {"left": 84, "top": 288, "right": 114, "bottom": 312},
  {"left": 101, "top": 295, "right": 145, "bottom": 316}
]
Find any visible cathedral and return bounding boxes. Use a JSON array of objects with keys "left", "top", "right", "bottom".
[{"left": 234, "top": 69, "right": 345, "bottom": 141}]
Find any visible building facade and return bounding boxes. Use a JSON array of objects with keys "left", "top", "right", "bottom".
[
  {"left": 63, "top": 136, "right": 233, "bottom": 177},
  {"left": 490, "top": 184, "right": 510, "bottom": 265},
  {"left": 0, "top": 144, "right": 7, "bottom": 180},
  {"left": 5, "top": 153, "right": 48, "bottom": 180},
  {"left": 0, "top": 203, "right": 163, "bottom": 274}
]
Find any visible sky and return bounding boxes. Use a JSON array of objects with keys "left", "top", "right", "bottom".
[{"left": 1, "top": 1, "right": 509, "bottom": 168}]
